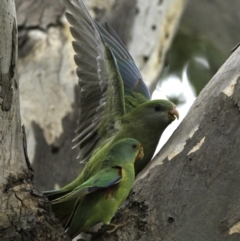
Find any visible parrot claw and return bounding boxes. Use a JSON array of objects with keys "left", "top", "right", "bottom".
[{"left": 106, "top": 221, "right": 129, "bottom": 234}]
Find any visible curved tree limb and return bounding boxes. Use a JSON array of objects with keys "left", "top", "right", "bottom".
[{"left": 94, "top": 47, "right": 240, "bottom": 241}]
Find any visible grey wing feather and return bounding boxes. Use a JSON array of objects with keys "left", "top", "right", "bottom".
[{"left": 64, "top": 0, "right": 125, "bottom": 163}]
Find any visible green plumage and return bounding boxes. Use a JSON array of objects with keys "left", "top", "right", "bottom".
[
  {"left": 43, "top": 0, "right": 179, "bottom": 235},
  {"left": 51, "top": 138, "right": 143, "bottom": 239}
]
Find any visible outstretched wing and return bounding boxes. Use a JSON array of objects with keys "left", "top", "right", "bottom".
[
  {"left": 96, "top": 22, "right": 151, "bottom": 99},
  {"left": 64, "top": 0, "right": 150, "bottom": 162}
]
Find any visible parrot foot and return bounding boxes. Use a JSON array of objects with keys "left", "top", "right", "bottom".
[{"left": 106, "top": 221, "right": 129, "bottom": 234}]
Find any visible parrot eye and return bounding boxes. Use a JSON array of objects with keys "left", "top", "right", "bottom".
[
  {"left": 132, "top": 144, "right": 137, "bottom": 149},
  {"left": 154, "top": 105, "right": 162, "bottom": 111}
]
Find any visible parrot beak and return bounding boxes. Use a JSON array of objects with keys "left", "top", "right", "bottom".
[
  {"left": 168, "top": 107, "right": 179, "bottom": 121},
  {"left": 135, "top": 145, "right": 144, "bottom": 162}
]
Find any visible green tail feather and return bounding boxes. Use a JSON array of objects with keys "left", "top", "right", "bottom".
[
  {"left": 43, "top": 189, "right": 77, "bottom": 226},
  {"left": 43, "top": 189, "right": 70, "bottom": 201}
]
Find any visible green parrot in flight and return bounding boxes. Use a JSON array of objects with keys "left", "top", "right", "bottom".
[
  {"left": 51, "top": 138, "right": 144, "bottom": 239},
  {"left": 44, "top": 0, "right": 179, "bottom": 227}
]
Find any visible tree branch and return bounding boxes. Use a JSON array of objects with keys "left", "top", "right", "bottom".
[{"left": 94, "top": 48, "right": 240, "bottom": 241}]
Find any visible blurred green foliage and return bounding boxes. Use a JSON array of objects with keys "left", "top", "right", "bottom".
[{"left": 162, "top": 27, "right": 227, "bottom": 97}]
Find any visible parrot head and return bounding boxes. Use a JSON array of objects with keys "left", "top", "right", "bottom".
[
  {"left": 105, "top": 138, "right": 144, "bottom": 164},
  {"left": 129, "top": 99, "right": 179, "bottom": 128}
]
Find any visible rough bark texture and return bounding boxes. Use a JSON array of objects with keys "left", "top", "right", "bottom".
[
  {"left": 0, "top": 1, "right": 70, "bottom": 240},
  {"left": 92, "top": 47, "right": 240, "bottom": 241},
  {"left": 15, "top": 0, "right": 186, "bottom": 191}
]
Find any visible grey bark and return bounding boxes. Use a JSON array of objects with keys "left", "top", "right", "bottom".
[
  {"left": 94, "top": 47, "right": 240, "bottom": 241},
  {"left": 0, "top": 1, "right": 70, "bottom": 240}
]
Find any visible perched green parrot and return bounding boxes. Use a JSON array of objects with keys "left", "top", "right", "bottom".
[
  {"left": 51, "top": 138, "right": 144, "bottom": 239},
  {"left": 44, "top": 0, "right": 179, "bottom": 226}
]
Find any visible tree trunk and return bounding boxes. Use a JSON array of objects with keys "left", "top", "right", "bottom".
[
  {"left": 0, "top": 1, "right": 70, "bottom": 240},
  {"left": 94, "top": 47, "right": 240, "bottom": 241}
]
